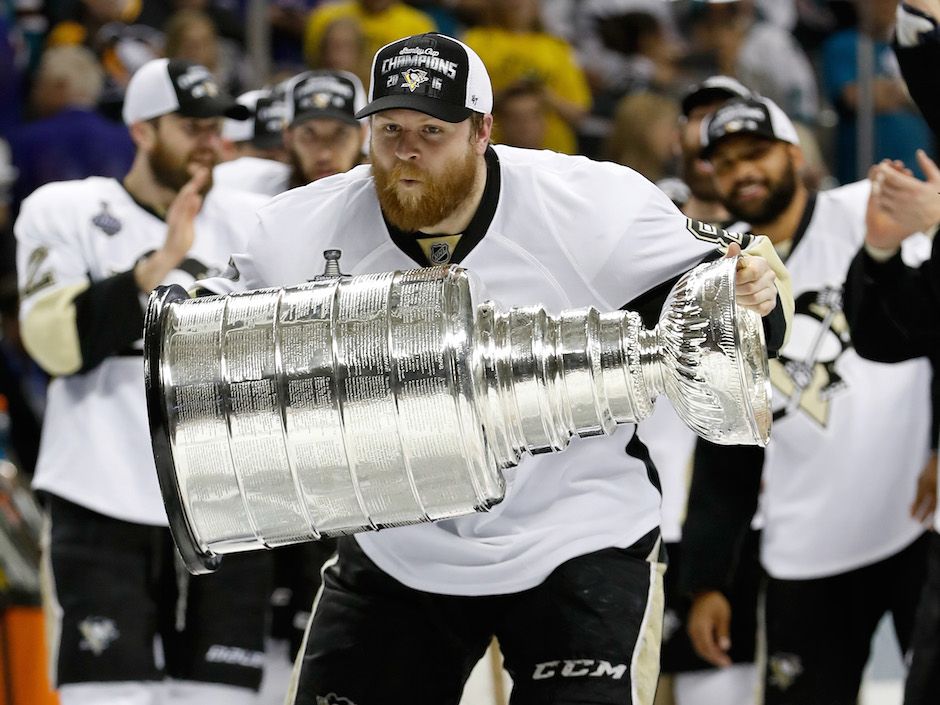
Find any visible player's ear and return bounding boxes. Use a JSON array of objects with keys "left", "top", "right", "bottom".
[
  {"left": 129, "top": 120, "right": 158, "bottom": 152},
  {"left": 787, "top": 143, "right": 805, "bottom": 172},
  {"left": 472, "top": 113, "right": 493, "bottom": 155}
]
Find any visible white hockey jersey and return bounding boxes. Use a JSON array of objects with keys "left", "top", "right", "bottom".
[
  {"left": 209, "top": 144, "right": 783, "bottom": 596},
  {"left": 16, "top": 177, "right": 266, "bottom": 525},
  {"left": 213, "top": 156, "right": 290, "bottom": 198},
  {"left": 747, "top": 181, "right": 931, "bottom": 579}
]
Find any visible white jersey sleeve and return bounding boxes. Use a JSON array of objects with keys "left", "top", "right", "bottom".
[{"left": 16, "top": 182, "right": 97, "bottom": 375}]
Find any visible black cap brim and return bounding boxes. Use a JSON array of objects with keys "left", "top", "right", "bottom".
[
  {"left": 179, "top": 97, "right": 251, "bottom": 121},
  {"left": 681, "top": 87, "right": 745, "bottom": 117},
  {"left": 355, "top": 94, "right": 471, "bottom": 123},
  {"left": 251, "top": 131, "right": 286, "bottom": 150},
  {"left": 290, "top": 108, "right": 361, "bottom": 129},
  {"left": 701, "top": 131, "right": 778, "bottom": 160}
]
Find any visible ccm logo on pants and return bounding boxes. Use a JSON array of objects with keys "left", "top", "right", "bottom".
[{"left": 532, "top": 660, "right": 628, "bottom": 680}]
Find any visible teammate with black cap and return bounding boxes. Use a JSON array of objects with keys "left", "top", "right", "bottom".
[
  {"left": 221, "top": 89, "right": 290, "bottom": 161},
  {"left": 199, "top": 33, "right": 792, "bottom": 705},
  {"left": 214, "top": 70, "right": 367, "bottom": 198},
  {"left": 674, "top": 75, "right": 752, "bottom": 223},
  {"left": 679, "top": 94, "right": 935, "bottom": 705},
  {"left": 15, "top": 58, "right": 272, "bottom": 705},
  {"left": 642, "top": 74, "right": 763, "bottom": 705}
]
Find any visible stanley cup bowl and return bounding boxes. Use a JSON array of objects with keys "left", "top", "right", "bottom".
[
  {"left": 145, "top": 257, "right": 772, "bottom": 574},
  {"left": 654, "top": 256, "right": 772, "bottom": 446}
]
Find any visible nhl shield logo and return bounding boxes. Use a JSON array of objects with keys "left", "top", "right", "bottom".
[{"left": 430, "top": 242, "right": 451, "bottom": 264}]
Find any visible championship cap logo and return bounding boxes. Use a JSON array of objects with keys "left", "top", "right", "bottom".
[
  {"left": 283, "top": 70, "right": 366, "bottom": 128},
  {"left": 402, "top": 69, "right": 429, "bottom": 92},
  {"left": 357, "top": 33, "right": 493, "bottom": 123},
  {"left": 700, "top": 96, "right": 800, "bottom": 158}
]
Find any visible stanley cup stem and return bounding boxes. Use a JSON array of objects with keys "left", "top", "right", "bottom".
[{"left": 474, "top": 303, "right": 661, "bottom": 469}]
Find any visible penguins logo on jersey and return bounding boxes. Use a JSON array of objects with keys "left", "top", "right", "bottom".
[
  {"left": 402, "top": 69, "right": 429, "bottom": 92},
  {"left": 770, "top": 287, "right": 851, "bottom": 426},
  {"left": 92, "top": 202, "right": 122, "bottom": 236}
]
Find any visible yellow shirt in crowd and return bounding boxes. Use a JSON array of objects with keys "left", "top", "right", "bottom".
[
  {"left": 462, "top": 27, "right": 591, "bottom": 154},
  {"left": 304, "top": 1, "right": 436, "bottom": 71}
]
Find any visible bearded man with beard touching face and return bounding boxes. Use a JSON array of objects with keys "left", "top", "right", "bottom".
[
  {"left": 200, "top": 33, "right": 793, "bottom": 705},
  {"left": 15, "top": 58, "right": 272, "bottom": 705}
]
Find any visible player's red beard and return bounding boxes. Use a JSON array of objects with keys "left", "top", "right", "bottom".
[
  {"left": 372, "top": 146, "right": 478, "bottom": 232},
  {"left": 150, "top": 142, "right": 216, "bottom": 196}
]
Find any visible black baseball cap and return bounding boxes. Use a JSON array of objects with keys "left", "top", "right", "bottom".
[
  {"left": 222, "top": 89, "right": 288, "bottom": 149},
  {"left": 123, "top": 58, "right": 249, "bottom": 125},
  {"left": 700, "top": 96, "right": 800, "bottom": 159},
  {"left": 356, "top": 33, "right": 493, "bottom": 123},
  {"left": 681, "top": 75, "right": 752, "bottom": 117},
  {"left": 283, "top": 70, "right": 366, "bottom": 128}
]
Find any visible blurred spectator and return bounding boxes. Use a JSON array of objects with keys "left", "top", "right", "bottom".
[
  {"left": 1, "top": 0, "right": 50, "bottom": 137},
  {"left": 309, "top": 16, "right": 370, "bottom": 86},
  {"left": 492, "top": 81, "right": 548, "bottom": 150},
  {"left": 573, "top": 0, "right": 684, "bottom": 95},
  {"left": 463, "top": 0, "right": 591, "bottom": 154},
  {"left": 164, "top": 8, "right": 255, "bottom": 95},
  {"left": 303, "top": 0, "right": 436, "bottom": 75},
  {"left": 603, "top": 91, "right": 679, "bottom": 182},
  {"left": 269, "top": 0, "right": 321, "bottom": 73},
  {"left": 163, "top": 0, "right": 246, "bottom": 45},
  {"left": 46, "top": 0, "right": 164, "bottom": 120},
  {"left": 9, "top": 45, "right": 134, "bottom": 213},
  {"left": 690, "top": 0, "right": 819, "bottom": 125},
  {"left": 590, "top": 10, "right": 684, "bottom": 95},
  {"left": 823, "top": 0, "right": 936, "bottom": 183}
]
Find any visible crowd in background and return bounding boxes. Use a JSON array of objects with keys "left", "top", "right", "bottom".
[{"left": 3, "top": 0, "right": 932, "bottom": 469}]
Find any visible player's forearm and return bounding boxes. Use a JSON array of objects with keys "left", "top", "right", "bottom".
[
  {"left": 73, "top": 269, "right": 146, "bottom": 373},
  {"left": 134, "top": 249, "right": 184, "bottom": 293},
  {"left": 677, "top": 440, "right": 764, "bottom": 597},
  {"left": 844, "top": 247, "right": 940, "bottom": 362}
]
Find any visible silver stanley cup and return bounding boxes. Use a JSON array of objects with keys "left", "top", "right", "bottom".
[{"left": 145, "top": 256, "right": 771, "bottom": 574}]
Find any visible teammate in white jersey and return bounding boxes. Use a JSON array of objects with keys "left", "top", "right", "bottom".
[
  {"left": 214, "top": 70, "right": 367, "bottom": 198},
  {"left": 679, "top": 95, "right": 934, "bottom": 705},
  {"left": 200, "top": 33, "right": 792, "bottom": 705},
  {"left": 213, "top": 70, "right": 370, "bottom": 665},
  {"left": 15, "top": 58, "right": 271, "bottom": 705},
  {"left": 645, "top": 76, "right": 763, "bottom": 705},
  {"left": 214, "top": 88, "right": 290, "bottom": 197}
]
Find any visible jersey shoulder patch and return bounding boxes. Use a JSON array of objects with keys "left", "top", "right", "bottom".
[{"left": 685, "top": 218, "right": 754, "bottom": 249}]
